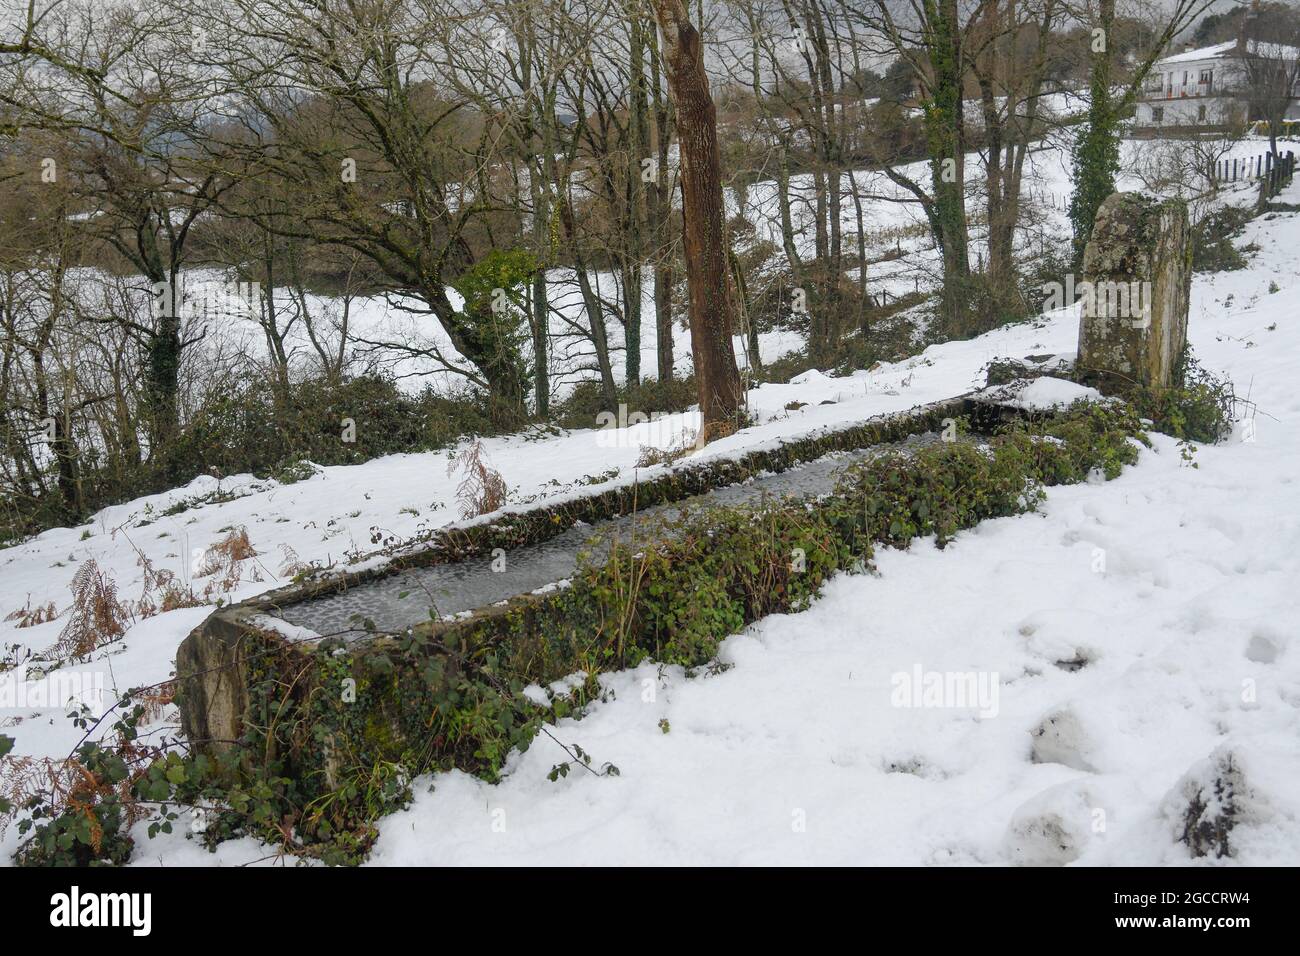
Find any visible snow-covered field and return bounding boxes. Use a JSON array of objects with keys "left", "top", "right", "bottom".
[
  {"left": 176, "top": 135, "right": 1278, "bottom": 401},
  {"left": 3, "top": 143, "right": 1299, "bottom": 866}
]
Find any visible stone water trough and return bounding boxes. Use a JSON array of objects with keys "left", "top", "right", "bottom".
[
  {"left": 175, "top": 189, "right": 1190, "bottom": 794},
  {"left": 175, "top": 393, "right": 1025, "bottom": 767}
]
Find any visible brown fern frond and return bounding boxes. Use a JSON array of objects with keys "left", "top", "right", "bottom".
[
  {"left": 133, "top": 551, "right": 201, "bottom": 618},
  {"left": 447, "top": 440, "right": 508, "bottom": 519},
  {"left": 138, "top": 680, "right": 176, "bottom": 723},
  {"left": 55, "top": 560, "right": 130, "bottom": 660},
  {"left": 197, "top": 527, "right": 258, "bottom": 598},
  {"left": 4, "top": 597, "right": 58, "bottom": 629},
  {"left": 277, "top": 543, "right": 307, "bottom": 578}
]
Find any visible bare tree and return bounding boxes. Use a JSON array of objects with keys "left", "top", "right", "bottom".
[
  {"left": 203, "top": 0, "right": 539, "bottom": 420},
  {"left": 1241, "top": 1, "right": 1300, "bottom": 160},
  {"left": 650, "top": 0, "right": 744, "bottom": 433},
  {"left": 1, "top": 0, "right": 235, "bottom": 469},
  {"left": 1067, "top": 0, "right": 1215, "bottom": 261}
]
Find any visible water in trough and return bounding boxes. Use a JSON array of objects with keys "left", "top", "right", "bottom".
[{"left": 272, "top": 433, "right": 945, "bottom": 640}]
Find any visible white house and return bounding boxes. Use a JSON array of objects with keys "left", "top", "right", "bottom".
[{"left": 1135, "top": 36, "right": 1300, "bottom": 132}]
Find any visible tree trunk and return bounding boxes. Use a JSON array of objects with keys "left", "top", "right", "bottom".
[
  {"left": 1070, "top": 0, "right": 1119, "bottom": 265},
  {"left": 625, "top": 9, "right": 650, "bottom": 387},
  {"left": 530, "top": 152, "right": 552, "bottom": 416},
  {"left": 648, "top": 21, "right": 677, "bottom": 382},
  {"left": 530, "top": 270, "right": 550, "bottom": 415},
  {"left": 654, "top": 263, "right": 675, "bottom": 381},
  {"left": 729, "top": 244, "right": 760, "bottom": 373},
  {"left": 621, "top": 260, "right": 642, "bottom": 387},
  {"left": 576, "top": 262, "right": 619, "bottom": 409},
  {"left": 776, "top": 142, "right": 804, "bottom": 280},
  {"left": 925, "top": 0, "right": 972, "bottom": 337},
  {"left": 145, "top": 269, "right": 184, "bottom": 475},
  {"left": 649, "top": 1, "right": 743, "bottom": 434}
]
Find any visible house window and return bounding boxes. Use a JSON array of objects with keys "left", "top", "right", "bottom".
[
  {"left": 1199, "top": 69, "right": 1213, "bottom": 91},
  {"left": 1152, "top": 107, "right": 1164, "bottom": 123}
]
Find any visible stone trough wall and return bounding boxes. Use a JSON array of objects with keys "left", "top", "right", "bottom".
[
  {"left": 175, "top": 394, "right": 1143, "bottom": 809},
  {"left": 177, "top": 396, "right": 983, "bottom": 767}
]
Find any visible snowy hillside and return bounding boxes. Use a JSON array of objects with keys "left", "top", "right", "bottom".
[{"left": 2, "top": 159, "right": 1297, "bottom": 866}]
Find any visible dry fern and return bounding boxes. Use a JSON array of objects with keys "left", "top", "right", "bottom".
[
  {"left": 4, "top": 597, "right": 58, "bottom": 629},
  {"left": 447, "top": 440, "right": 508, "bottom": 519},
  {"left": 276, "top": 543, "right": 308, "bottom": 578},
  {"left": 134, "top": 551, "right": 201, "bottom": 619},
  {"left": 0, "top": 733, "right": 159, "bottom": 848},
  {"left": 54, "top": 560, "right": 130, "bottom": 660},
  {"left": 634, "top": 425, "right": 705, "bottom": 468},
  {"left": 0, "top": 752, "right": 42, "bottom": 838},
  {"left": 196, "top": 527, "right": 259, "bottom": 598},
  {"left": 137, "top": 680, "right": 176, "bottom": 723}
]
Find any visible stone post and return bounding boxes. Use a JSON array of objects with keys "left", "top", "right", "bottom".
[{"left": 1076, "top": 192, "right": 1191, "bottom": 390}]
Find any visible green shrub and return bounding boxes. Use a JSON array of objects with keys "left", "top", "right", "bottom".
[
  {"left": 1192, "top": 206, "right": 1252, "bottom": 272},
  {"left": 1129, "top": 357, "right": 1234, "bottom": 444},
  {"left": 578, "top": 500, "right": 847, "bottom": 666},
  {"left": 230, "top": 399, "right": 1144, "bottom": 863},
  {"left": 833, "top": 442, "right": 1031, "bottom": 549},
  {"left": 11, "top": 705, "right": 140, "bottom": 867},
  {"left": 1001, "top": 401, "right": 1147, "bottom": 482},
  {"left": 4, "top": 374, "right": 504, "bottom": 543}
]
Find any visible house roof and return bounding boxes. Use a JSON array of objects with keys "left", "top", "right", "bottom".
[
  {"left": 1157, "top": 38, "right": 1300, "bottom": 66},
  {"left": 1157, "top": 41, "right": 1238, "bottom": 65}
]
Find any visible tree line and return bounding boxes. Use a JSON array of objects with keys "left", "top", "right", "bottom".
[{"left": 0, "top": 0, "right": 1259, "bottom": 538}]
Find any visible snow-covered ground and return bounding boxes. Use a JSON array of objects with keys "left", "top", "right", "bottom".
[
  {"left": 0, "top": 294, "right": 1081, "bottom": 766},
  {"left": 355, "top": 181, "right": 1299, "bottom": 866},
  {"left": 3, "top": 146, "right": 1299, "bottom": 865}
]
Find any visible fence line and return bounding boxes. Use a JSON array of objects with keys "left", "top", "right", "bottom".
[{"left": 1213, "top": 150, "right": 1296, "bottom": 195}]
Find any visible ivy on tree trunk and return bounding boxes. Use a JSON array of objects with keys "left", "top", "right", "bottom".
[{"left": 1070, "top": 0, "right": 1120, "bottom": 265}]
